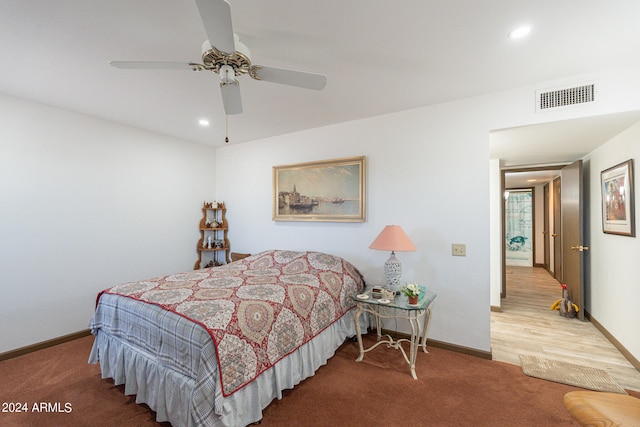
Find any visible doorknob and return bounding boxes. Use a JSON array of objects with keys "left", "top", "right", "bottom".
[
  {"left": 571, "top": 245, "right": 589, "bottom": 251},
  {"left": 552, "top": 233, "right": 558, "bottom": 237}
]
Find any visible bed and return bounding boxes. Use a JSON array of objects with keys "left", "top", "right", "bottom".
[{"left": 88, "top": 250, "right": 367, "bottom": 427}]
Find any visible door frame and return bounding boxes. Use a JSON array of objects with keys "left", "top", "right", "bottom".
[
  {"left": 543, "top": 183, "right": 550, "bottom": 272},
  {"left": 501, "top": 166, "right": 563, "bottom": 298},
  {"left": 552, "top": 176, "right": 562, "bottom": 281}
]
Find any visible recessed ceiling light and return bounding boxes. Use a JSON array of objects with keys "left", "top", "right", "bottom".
[
  {"left": 509, "top": 26, "right": 531, "bottom": 39},
  {"left": 199, "top": 119, "right": 210, "bottom": 127}
]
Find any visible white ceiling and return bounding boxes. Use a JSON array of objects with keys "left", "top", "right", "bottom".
[
  {"left": 496, "top": 110, "right": 640, "bottom": 187},
  {"left": 2, "top": 1, "right": 640, "bottom": 169}
]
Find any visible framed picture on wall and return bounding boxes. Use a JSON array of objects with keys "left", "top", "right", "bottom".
[
  {"left": 601, "top": 159, "right": 635, "bottom": 236},
  {"left": 273, "top": 156, "right": 366, "bottom": 222}
]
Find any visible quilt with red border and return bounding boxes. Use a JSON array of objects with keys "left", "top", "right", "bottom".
[{"left": 99, "top": 250, "right": 365, "bottom": 396}]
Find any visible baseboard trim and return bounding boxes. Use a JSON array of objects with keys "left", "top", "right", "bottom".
[
  {"left": 586, "top": 311, "right": 640, "bottom": 372},
  {"left": 0, "top": 329, "right": 92, "bottom": 362},
  {"left": 377, "top": 328, "right": 492, "bottom": 360}
]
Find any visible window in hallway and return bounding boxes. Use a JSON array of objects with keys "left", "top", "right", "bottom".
[{"left": 505, "top": 189, "right": 533, "bottom": 266}]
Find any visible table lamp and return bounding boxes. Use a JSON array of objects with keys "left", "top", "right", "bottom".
[{"left": 369, "top": 225, "right": 416, "bottom": 293}]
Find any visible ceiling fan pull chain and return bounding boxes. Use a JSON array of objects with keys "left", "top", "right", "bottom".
[
  {"left": 225, "top": 113, "right": 229, "bottom": 143},
  {"left": 224, "top": 66, "right": 230, "bottom": 143}
]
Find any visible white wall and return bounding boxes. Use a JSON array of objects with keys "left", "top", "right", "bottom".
[
  {"left": 584, "top": 121, "right": 640, "bottom": 359},
  {"left": 0, "top": 94, "right": 216, "bottom": 353}
]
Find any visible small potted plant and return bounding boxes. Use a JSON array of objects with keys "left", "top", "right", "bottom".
[{"left": 400, "top": 283, "right": 421, "bottom": 305}]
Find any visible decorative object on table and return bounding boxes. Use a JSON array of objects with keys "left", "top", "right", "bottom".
[
  {"left": 601, "top": 159, "right": 635, "bottom": 236},
  {"left": 400, "top": 283, "right": 422, "bottom": 305},
  {"left": 550, "top": 283, "right": 578, "bottom": 318},
  {"left": 369, "top": 225, "right": 416, "bottom": 293},
  {"left": 371, "top": 286, "right": 394, "bottom": 300},
  {"left": 272, "top": 156, "right": 366, "bottom": 223}
]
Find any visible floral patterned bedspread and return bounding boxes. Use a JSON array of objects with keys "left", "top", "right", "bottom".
[{"left": 99, "top": 250, "right": 365, "bottom": 396}]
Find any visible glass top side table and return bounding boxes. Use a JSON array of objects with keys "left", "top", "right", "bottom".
[{"left": 350, "top": 287, "right": 437, "bottom": 379}]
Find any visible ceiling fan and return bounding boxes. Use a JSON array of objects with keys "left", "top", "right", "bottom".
[{"left": 109, "top": 0, "right": 327, "bottom": 116}]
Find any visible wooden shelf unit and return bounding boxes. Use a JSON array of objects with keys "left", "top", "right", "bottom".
[{"left": 194, "top": 202, "right": 230, "bottom": 269}]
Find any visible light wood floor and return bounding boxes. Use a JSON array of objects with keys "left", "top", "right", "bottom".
[{"left": 491, "top": 266, "right": 640, "bottom": 392}]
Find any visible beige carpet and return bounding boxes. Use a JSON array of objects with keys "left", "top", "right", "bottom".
[{"left": 520, "top": 355, "right": 628, "bottom": 395}]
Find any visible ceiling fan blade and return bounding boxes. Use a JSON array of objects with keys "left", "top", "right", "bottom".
[
  {"left": 195, "top": 0, "right": 235, "bottom": 54},
  {"left": 249, "top": 65, "right": 327, "bottom": 90},
  {"left": 109, "top": 61, "right": 194, "bottom": 70},
  {"left": 250, "top": 66, "right": 327, "bottom": 90},
  {"left": 220, "top": 82, "right": 242, "bottom": 114}
]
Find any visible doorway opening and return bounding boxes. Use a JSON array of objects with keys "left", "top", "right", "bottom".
[{"left": 500, "top": 167, "right": 563, "bottom": 299}]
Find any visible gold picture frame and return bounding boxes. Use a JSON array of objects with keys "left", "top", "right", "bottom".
[
  {"left": 273, "top": 156, "right": 366, "bottom": 222},
  {"left": 601, "top": 159, "right": 635, "bottom": 236}
]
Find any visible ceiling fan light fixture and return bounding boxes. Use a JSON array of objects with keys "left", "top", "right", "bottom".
[{"left": 219, "top": 64, "right": 237, "bottom": 84}]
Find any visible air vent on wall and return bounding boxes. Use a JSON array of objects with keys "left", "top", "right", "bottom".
[{"left": 536, "top": 82, "right": 596, "bottom": 112}]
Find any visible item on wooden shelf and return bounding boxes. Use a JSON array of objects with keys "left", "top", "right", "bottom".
[{"left": 204, "top": 259, "right": 223, "bottom": 268}]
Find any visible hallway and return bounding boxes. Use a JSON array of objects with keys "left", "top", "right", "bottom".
[{"left": 491, "top": 266, "right": 640, "bottom": 391}]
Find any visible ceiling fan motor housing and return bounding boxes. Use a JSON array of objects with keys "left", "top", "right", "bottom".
[{"left": 201, "top": 38, "right": 252, "bottom": 78}]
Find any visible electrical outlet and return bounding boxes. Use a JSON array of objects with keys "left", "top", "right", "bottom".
[{"left": 452, "top": 243, "right": 466, "bottom": 256}]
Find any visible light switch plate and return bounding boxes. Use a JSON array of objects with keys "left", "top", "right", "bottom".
[{"left": 452, "top": 243, "right": 466, "bottom": 256}]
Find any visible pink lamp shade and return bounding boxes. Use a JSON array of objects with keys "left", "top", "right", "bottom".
[
  {"left": 369, "top": 225, "right": 416, "bottom": 252},
  {"left": 369, "top": 225, "right": 416, "bottom": 292}
]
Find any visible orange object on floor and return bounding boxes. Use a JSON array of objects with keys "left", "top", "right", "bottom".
[{"left": 564, "top": 390, "right": 640, "bottom": 426}]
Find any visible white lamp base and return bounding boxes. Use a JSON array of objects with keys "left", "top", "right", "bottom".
[{"left": 384, "top": 251, "right": 402, "bottom": 293}]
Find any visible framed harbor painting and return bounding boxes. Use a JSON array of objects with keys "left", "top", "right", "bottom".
[
  {"left": 601, "top": 159, "right": 635, "bottom": 236},
  {"left": 273, "top": 156, "right": 366, "bottom": 222}
]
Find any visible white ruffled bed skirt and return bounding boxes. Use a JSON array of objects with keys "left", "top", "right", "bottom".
[{"left": 89, "top": 310, "right": 366, "bottom": 427}]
